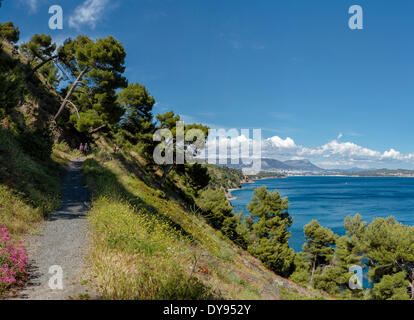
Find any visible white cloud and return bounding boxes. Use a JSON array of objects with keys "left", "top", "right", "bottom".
[
  {"left": 20, "top": 0, "right": 38, "bottom": 12},
  {"left": 266, "top": 136, "right": 297, "bottom": 149},
  {"left": 382, "top": 148, "right": 401, "bottom": 160},
  {"left": 299, "top": 140, "right": 381, "bottom": 160},
  {"left": 69, "top": 0, "right": 109, "bottom": 30},
  {"left": 381, "top": 148, "right": 414, "bottom": 161}
]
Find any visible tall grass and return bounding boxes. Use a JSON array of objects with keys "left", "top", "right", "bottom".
[
  {"left": 84, "top": 158, "right": 216, "bottom": 300},
  {"left": 0, "top": 186, "right": 42, "bottom": 235},
  {"left": 0, "top": 129, "right": 62, "bottom": 235},
  {"left": 89, "top": 198, "right": 215, "bottom": 299}
]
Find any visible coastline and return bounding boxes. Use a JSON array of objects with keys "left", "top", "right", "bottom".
[
  {"left": 226, "top": 188, "right": 240, "bottom": 201},
  {"left": 225, "top": 176, "right": 284, "bottom": 202}
]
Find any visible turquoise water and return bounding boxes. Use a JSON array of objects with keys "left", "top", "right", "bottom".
[{"left": 230, "top": 176, "right": 414, "bottom": 252}]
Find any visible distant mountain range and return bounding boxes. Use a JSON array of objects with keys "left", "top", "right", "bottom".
[
  {"left": 215, "top": 158, "right": 414, "bottom": 175},
  {"left": 213, "top": 157, "right": 414, "bottom": 177},
  {"left": 216, "top": 158, "right": 324, "bottom": 172},
  {"left": 283, "top": 159, "right": 323, "bottom": 172}
]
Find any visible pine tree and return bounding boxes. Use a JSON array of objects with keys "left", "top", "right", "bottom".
[
  {"left": 197, "top": 188, "right": 245, "bottom": 246},
  {"left": 118, "top": 83, "right": 155, "bottom": 128},
  {"left": 303, "top": 220, "right": 338, "bottom": 284},
  {"left": 153, "top": 111, "right": 209, "bottom": 187},
  {"left": 0, "top": 22, "right": 19, "bottom": 43},
  {"left": 56, "top": 35, "right": 127, "bottom": 130},
  {"left": 246, "top": 186, "right": 294, "bottom": 277},
  {"left": 363, "top": 217, "right": 414, "bottom": 299},
  {"left": 21, "top": 34, "right": 56, "bottom": 66},
  {"left": 371, "top": 271, "right": 410, "bottom": 300},
  {"left": 290, "top": 252, "right": 311, "bottom": 285}
]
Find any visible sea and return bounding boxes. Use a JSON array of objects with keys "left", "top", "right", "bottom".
[{"left": 230, "top": 176, "right": 414, "bottom": 252}]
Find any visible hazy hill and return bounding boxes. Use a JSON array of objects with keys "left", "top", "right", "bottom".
[
  {"left": 283, "top": 159, "right": 323, "bottom": 172},
  {"left": 217, "top": 157, "right": 324, "bottom": 172},
  {"left": 350, "top": 168, "right": 414, "bottom": 177}
]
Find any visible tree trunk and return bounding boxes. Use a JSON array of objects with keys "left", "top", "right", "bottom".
[
  {"left": 310, "top": 255, "right": 317, "bottom": 285},
  {"left": 25, "top": 55, "right": 58, "bottom": 81},
  {"left": 54, "top": 67, "right": 88, "bottom": 121},
  {"left": 89, "top": 124, "right": 107, "bottom": 134},
  {"left": 67, "top": 100, "right": 80, "bottom": 119},
  {"left": 159, "top": 164, "right": 173, "bottom": 187}
]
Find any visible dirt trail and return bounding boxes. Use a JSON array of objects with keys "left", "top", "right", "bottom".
[{"left": 11, "top": 158, "right": 93, "bottom": 300}]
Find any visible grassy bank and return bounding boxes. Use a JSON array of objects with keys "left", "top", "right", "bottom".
[
  {"left": 83, "top": 156, "right": 218, "bottom": 299},
  {"left": 0, "top": 129, "right": 70, "bottom": 235},
  {"left": 82, "top": 140, "right": 325, "bottom": 300}
]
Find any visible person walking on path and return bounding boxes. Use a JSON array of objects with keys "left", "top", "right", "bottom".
[
  {"left": 79, "top": 143, "right": 84, "bottom": 154},
  {"left": 84, "top": 143, "right": 90, "bottom": 155}
]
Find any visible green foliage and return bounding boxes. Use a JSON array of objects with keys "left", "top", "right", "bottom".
[
  {"left": 38, "top": 60, "right": 60, "bottom": 89},
  {"left": 118, "top": 82, "right": 155, "bottom": 130},
  {"left": 152, "top": 111, "right": 209, "bottom": 187},
  {"left": 303, "top": 220, "right": 338, "bottom": 279},
  {"left": 183, "top": 163, "right": 210, "bottom": 193},
  {"left": 362, "top": 217, "right": 414, "bottom": 299},
  {"left": 246, "top": 186, "right": 295, "bottom": 277},
  {"left": 0, "top": 70, "right": 21, "bottom": 118},
  {"left": 296, "top": 215, "right": 414, "bottom": 300},
  {"left": 19, "top": 34, "right": 60, "bottom": 88},
  {"left": 290, "top": 252, "right": 311, "bottom": 285},
  {"left": 88, "top": 197, "right": 215, "bottom": 300},
  {"left": 70, "top": 109, "right": 104, "bottom": 133},
  {"left": 20, "top": 34, "right": 56, "bottom": 65},
  {"left": 0, "top": 129, "right": 62, "bottom": 235},
  {"left": 0, "top": 22, "right": 19, "bottom": 43},
  {"left": 156, "top": 111, "right": 181, "bottom": 132},
  {"left": 312, "top": 265, "right": 345, "bottom": 295},
  {"left": 206, "top": 164, "right": 244, "bottom": 190},
  {"left": 59, "top": 35, "right": 127, "bottom": 131},
  {"left": 371, "top": 271, "right": 410, "bottom": 300},
  {"left": 0, "top": 44, "right": 23, "bottom": 118},
  {"left": 115, "top": 83, "right": 158, "bottom": 154},
  {"left": 299, "top": 220, "right": 366, "bottom": 297},
  {"left": 197, "top": 189, "right": 245, "bottom": 246}
]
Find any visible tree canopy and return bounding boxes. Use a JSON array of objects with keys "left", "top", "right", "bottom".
[
  {"left": 245, "top": 186, "right": 295, "bottom": 277},
  {"left": 0, "top": 22, "right": 19, "bottom": 43},
  {"left": 119, "top": 83, "right": 155, "bottom": 127},
  {"left": 56, "top": 35, "right": 128, "bottom": 131},
  {"left": 21, "top": 34, "right": 56, "bottom": 65}
]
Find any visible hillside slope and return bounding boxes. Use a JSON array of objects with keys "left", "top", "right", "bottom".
[
  {"left": 81, "top": 137, "right": 326, "bottom": 300},
  {"left": 0, "top": 39, "right": 78, "bottom": 237}
]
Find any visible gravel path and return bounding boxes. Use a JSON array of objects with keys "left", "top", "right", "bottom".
[{"left": 12, "top": 158, "right": 93, "bottom": 300}]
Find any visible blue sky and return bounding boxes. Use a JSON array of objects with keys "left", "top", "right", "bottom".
[{"left": 2, "top": 0, "right": 414, "bottom": 169}]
